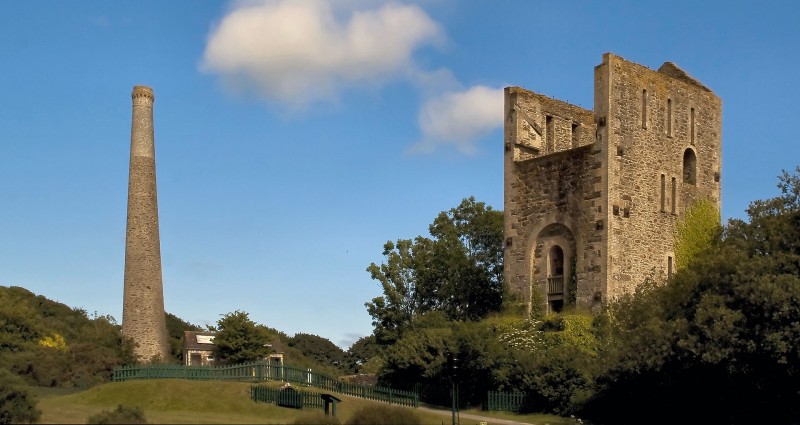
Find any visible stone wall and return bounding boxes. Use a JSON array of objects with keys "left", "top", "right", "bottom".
[{"left": 504, "top": 53, "right": 722, "bottom": 313}]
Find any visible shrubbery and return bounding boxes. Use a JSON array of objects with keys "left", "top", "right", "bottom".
[
  {"left": 86, "top": 405, "right": 147, "bottom": 424},
  {"left": 0, "top": 368, "right": 40, "bottom": 424}
]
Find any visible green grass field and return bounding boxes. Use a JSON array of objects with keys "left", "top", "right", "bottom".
[{"left": 34, "top": 380, "right": 577, "bottom": 425}]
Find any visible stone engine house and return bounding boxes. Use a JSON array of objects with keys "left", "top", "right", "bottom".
[{"left": 504, "top": 53, "right": 721, "bottom": 313}]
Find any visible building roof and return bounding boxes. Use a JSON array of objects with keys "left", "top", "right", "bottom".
[{"left": 183, "top": 330, "right": 217, "bottom": 351}]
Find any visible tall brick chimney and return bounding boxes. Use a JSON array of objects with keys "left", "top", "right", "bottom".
[{"left": 122, "top": 86, "right": 170, "bottom": 362}]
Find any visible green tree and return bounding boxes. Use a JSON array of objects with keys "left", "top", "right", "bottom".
[
  {"left": 366, "top": 197, "right": 504, "bottom": 343},
  {"left": 345, "top": 335, "right": 382, "bottom": 373},
  {"left": 0, "top": 368, "right": 40, "bottom": 424},
  {"left": 165, "top": 312, "right": 202, "bottom": 364},
  {"left": 287, "top": 333, "right": 346, "bottom": 369},
  {"left": 580, "top": 167, "right": 800, "bottom": 424},
  {"left": 213, "top": 310, "right": 272, "bottom": 364}
]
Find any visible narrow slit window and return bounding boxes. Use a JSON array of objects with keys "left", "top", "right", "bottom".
[
  {"left": 546, "top": 115, "right": 554, "bottom": 153},
  {"left": 571, "top": 122, "right": 580, "bottom": 148},
  {"left": 642, "top": 89, "right": 648, "bottom": 129},
  {"left": 671, "top": 176, "right": 677, "bottom": 214},
  {"left": 667, "top": 98, "right": 673, "bottom": 137},
  {"left": 668, "top": 256, "right": 673, "bottom": 278},
  {"left": 683, "top": 149, "right": 697, "bottom": 185},
  {"left": 690, "top": 107, "right": 696, "bottom": 145},
  {"left": 660, "top": 174, "right": 666, "bottom": 212}
]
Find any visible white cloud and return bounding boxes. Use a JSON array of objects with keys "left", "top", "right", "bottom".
[
  {"left": 201, "top": 0, "right": 444, "bottom": 110},
  {"left": 411, "top": 85, "right": 504, "bottom": 154}
]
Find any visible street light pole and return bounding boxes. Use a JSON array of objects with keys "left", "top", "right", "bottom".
[{"left": 447, "top": 352, "right": 459, "bottom": 425}]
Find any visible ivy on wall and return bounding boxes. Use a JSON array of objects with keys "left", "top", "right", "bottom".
[{"left": 674, "top": 198, "right": 721, "bottom": 269}]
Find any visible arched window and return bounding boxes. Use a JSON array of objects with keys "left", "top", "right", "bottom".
[
  {"left": 549, "top": 246, "right": 564, "bottom": 277},
  {"left": 683, "top": 149, "right": 697, "bottom": 185},
  {"left": 547, "top": 245, "right": 565, "bottom": 312}
]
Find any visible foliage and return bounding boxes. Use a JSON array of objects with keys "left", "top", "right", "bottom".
[
  {"left": 366, "top": 197, "right": 504, "bottom": 344},
  {"left": 348, "top": 404, "right": 422, "bottom": 425},
  {"left": 287, "top": 333, "right": 346, "bottom": 369},
  {"left": 37, "top": 332, "right": 67, "bottom": 351},
  {"left": 673, "top": 197, "right": 721, "bottom": 269},
  {"left": 580, "top": 167, "right": 800, "bottom": 424},
  {"left": 0, "top": 286, "right": 136, "bottom": 388},
  {"left": 213, "top": 310, "right": 273, "bottom": 364},
  {"left": 86, "top": 404, "right": 147, "bottom": 424},
  {"left": 0, "top": 368, "right": 40, "bottom": 424},
  {"left": 344, "top": 335, "right": 383, "bottom": 374},
  {"left": 165, "top": 312, "right": 202, "bottom": 364}
]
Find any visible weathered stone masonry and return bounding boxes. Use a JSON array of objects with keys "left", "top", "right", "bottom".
[
  {"left": 504, "top": 53, "right": 722, "bottom": 313},
  {"left": 122, "top": 86, "right": 170, "bottom": 362}
]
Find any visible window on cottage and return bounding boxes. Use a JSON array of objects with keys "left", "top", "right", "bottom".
[
  {"left": 642, "top": 89, "right": 648, "bottom": 129},
  {"left": 683, "top": 149, "right": 697, "bottom": 185},
  {"left": 667, "top": 98, "right": 673, "bottom": 137}
]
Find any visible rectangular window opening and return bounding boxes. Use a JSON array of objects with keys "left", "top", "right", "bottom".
[
  {"left": 668, "top": 256, "right": 673, "bottom": 278},
  {"left": 571, "top": 122, "right": 580, "bottom": 148},
  {"left": 660, "top": 174, "right": 666, "bottom": 212},
  {"left": 667, "top": 98, "right": 673, "bottom": 137},
  {"left": 642, "top": 89, "right": 648, "bottom": 129},
  {"left": 690, "top": 107, "right": 696, "bottom": 145},
  {"left": 671, "top": 177, "right": 677, "bottom": 214},
  {"left": 546, "top": 115, "right": 554, "bottom": 153}
]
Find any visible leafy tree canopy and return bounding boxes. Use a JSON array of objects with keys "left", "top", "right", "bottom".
[
  {"left": 365, "top": 197, "right": 504, "bottom": 344},
  {"left": 213, "top": 310, "right": 274, "bottom": 364},
  {"left": 582, "top": 167, "right": 800, "bottom": 424},
  {"left": 287, "top": 333, "right": 346, "bottom": 368}
]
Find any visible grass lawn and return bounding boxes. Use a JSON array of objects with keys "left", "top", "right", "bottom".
[{"left": 35, "top": 380, "right": 579, "bottom": 424}]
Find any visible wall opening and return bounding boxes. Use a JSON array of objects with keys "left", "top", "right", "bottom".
[
  {"left": 667, "top": 98, "right": 673, "bottom": 136},
  {"left": 547, "top": 245, "right": 565, "bottom": 313},
  {"left": 546, "top": 115, "right": 554, "bottom": 153},
  {"left": 642, "top": 89, "right": 648, "bottom": 129},
  {"left": 671, "top": 176, "right": 677, "bottom": 214},
  {"left": 668, "top": 256, "right": 673, "bottom": 278},
  {"left": 683, "top": 149, "right": 697, "bottom": 185},
  {"left": 690, "top": 107, "right": 696, "bottom": 145},
  {"left": 660, "top": 173, "right": 666, "bottom": 212},
  {"left": 571, "top": 122, "right": 580, "bottom": 148}
]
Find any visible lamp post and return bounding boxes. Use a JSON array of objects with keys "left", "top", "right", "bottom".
[{"left": 446, "top": 352, "right": 459, "bottom": 425}]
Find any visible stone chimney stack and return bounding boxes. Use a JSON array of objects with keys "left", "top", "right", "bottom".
[{"left": 122, "top": 86, "right": 170, "bottom": 362}]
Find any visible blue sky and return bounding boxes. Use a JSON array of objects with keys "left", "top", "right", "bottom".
[{"left": 2, "top": 1, "right": 799, "bottom": 349}]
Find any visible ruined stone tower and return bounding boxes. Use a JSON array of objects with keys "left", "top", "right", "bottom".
[
  {"left": 504, "top": 53, "right": 721, "bottom": 313},
  {"left": 122, "top": 86, "right": 170, "bottom": 362}
]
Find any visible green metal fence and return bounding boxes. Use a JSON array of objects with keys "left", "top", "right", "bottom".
[
  {"left": 112, "top": 361, "right": 418, "bottom": 408},
  {"left": 250, "top": 385, "right": 324, "bottom": 410},
  {"left": 486, "top": 391, "right": 534, "bottom": 412}
]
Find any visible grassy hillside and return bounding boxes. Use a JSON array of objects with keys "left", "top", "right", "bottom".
[{"left": 35, "top": 379, "right": 575, "bottom": 424}]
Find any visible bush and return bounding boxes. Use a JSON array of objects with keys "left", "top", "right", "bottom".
[
  {"left": 0, "top": 368, "right": 40, "bottom": 424},
  {"left": 348, "top": 405, "right": 421, "bottom": 425},
  {"left": 86, "top": 405, "right": 147, "bottom": 424}
]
